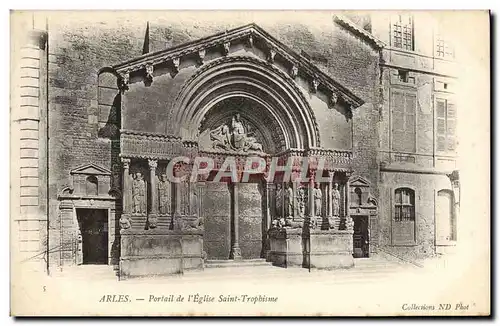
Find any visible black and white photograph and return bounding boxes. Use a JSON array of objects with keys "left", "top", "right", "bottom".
[{"left": 8, "top": 9, "right": 490, "bottom": 316}]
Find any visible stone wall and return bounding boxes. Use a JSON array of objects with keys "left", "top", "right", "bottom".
[{"left": 40, "top": 11, "right": 380, "bottom": 269}]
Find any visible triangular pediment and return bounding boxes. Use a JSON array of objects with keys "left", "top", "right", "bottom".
[
  {"left": 111, "top": 23, "right": 364, "bottom": 109},
  {"left": 70, "top": 163, "right": 111, "bottom": 176},
  {"left": 349, "top": 175, "right": 371, "bottom": 187}
]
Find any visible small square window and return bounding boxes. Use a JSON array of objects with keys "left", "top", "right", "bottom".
[{"left": 398, "top": 70, "right": 409, "bottom": 83}]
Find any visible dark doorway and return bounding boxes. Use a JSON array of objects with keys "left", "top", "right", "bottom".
[
  {"left": 353, "top": 215, "right": 369, "bottom": 258},
  {"left": 76, "top": 209, "right": 108, "bottom": 265}
]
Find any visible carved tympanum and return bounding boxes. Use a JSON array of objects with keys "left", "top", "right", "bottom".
[{"left": 209, "top": 114, "right": 263, "bottom": 152}]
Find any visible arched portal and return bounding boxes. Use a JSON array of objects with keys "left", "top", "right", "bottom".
[{"left": 169, "top": 56, "right": 320, "bottom": 150}]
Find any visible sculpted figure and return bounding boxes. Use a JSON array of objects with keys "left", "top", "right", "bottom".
[
  {"left": 231, "top": 114, "right": 246, "bottom": 149},
  {"left": 158, "top": 173, "right": 171, "bottom": 215},
  {"left": 209, "top": 114, "right": 263, "bottom": 152},
  {"left": 132, "top": 172, "right": 146, "bottom": 214},
  {"left": 284, "top": 183, "right": 294, "bottom": 218},
  {"left": 275, "top": 183, "right": 283, "bottom": 217},
  {"left": 332, "top": 183, "right": 341, "bottom": 217},
  {"left": 296, "top": 186, "right": 307, "bottom": 218},
  {"left": 191, "top": 186, "right": 199, "bottom": 216},
  {"left": 313, "top": 183, "right": 322, "bottom": 216},
  {"left": 210, "top": 124, "right": 232, "bottom": 150}
]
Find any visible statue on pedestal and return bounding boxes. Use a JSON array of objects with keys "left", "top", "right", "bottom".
[
  {"left": 313, "top": 183, "right": 322, "bottom": 217},
  {"left": 284, "top": 183, "right": 294, "bottom": 218},
  {"left": 296, "top": 186, "right": 307, "bottom": 218},
  {"left": 132, "top": 172, "right": 146, "bottom": 214},
  {"left": 332, "top": 182, "right": 341, "bottom": 217},
  {"left": 275, "top": 183, "right": 283, "bottom": 217},
  {"left": 158, "top": 173, "right": 171, "bottom": 215},
  {"left": 191, "top": 186, "right": 199, "bottom": 216}
]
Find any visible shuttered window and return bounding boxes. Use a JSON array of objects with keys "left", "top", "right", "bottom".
[
  {"left": 436, "top": 98, "right": 456, "bottom": 153},
  {"left": 392, "top": 91, "right": 416, "bottom": 153}
]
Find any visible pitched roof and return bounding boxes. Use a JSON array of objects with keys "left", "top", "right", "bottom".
[{"left": 112, "top": 23, "right": 365, "bottom": 108}]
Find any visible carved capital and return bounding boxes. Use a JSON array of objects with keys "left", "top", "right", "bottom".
[
  {"left": 223, "top": 41, "right": 230, "bottom": 56},
  {"left": 172, "top": 57, "right": 180, "bottom": 73},
  {"left": 290, "top": 65, "right": 298, "bottom": 79},
  {"left": 198, "top": 49, "right": 206, "bottom": 65},
  {"left": 328, "top": 171, "right": 335, "bottom": 180},
  {"left": 121, "top": 158, "right": 131, "bottom": 169},
  {"left": 148, "top": 159, "right": 158, "bottom": 169}
]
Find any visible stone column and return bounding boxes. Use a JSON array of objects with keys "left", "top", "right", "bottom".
[
  {"left": 327, "top": 171, "right": 334, "bottom": 217},
  {"left": 345, "top": 173, "right": 353, "bottom": 231},
  {"left": 308, "top": 172, "right": 315, "bottom": 217},
  {"left": 148, "top": 159, "right": 158, "bottom": 228},
  {"left": 172, "top": 164, "right": 183, "bottom": 230},
  {"left": 230, "top": 183, "right": 242, "bottom": 260},
  {"left": 121, "top": 158, "right": 131, "bottom": 215},
  {"left": 59, "top": 199, "right": 74, "bottom": 268},
  {"left": 119, "top": 158, "right": 132, "bottom": 230},
  {"left": 264, "top": 182, "right": 274, "bottom": 259},
  {"left": 265, "top": 182, "right": 273, "bottom": 229}
]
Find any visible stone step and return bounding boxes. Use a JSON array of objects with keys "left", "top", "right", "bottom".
[{"left": 205, "top": 259, "right": 272, "bottom": 268}]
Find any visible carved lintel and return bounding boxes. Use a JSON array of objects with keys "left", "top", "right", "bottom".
[
  {"left": 268, "top": 47, "right": 276, "bottom": 63},
  {"left": 145, "top": 63, "right": 154, "bottom": 84},
  {"left": 222, "top": 41, "right": 230, "bottom": 56},
  {"left": 329, "top": 92, "right": 338, "bottom": 108},
  {"left": 247, "top": 34, "right": 254, "bottom": 47},
  {"left": 290, "top": 65, "right": 298, "bottom": 79},
  {"left": 119, "top": 72, "right": 129, "bottom": 92},
  {"left": 311, "top": 77, "right": 320, "bottom": 93},
  {"left": 198, "top": 49, "right": 206, "bottom": 65},
  {"left": 172, "top": 57, "right": 180, "bottom": 73}
]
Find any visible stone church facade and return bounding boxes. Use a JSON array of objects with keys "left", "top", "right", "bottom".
[{"left": 11, "top": 11, "right": 459, "bottom": 277}]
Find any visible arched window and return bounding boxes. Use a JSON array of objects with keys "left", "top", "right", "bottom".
[
  {"left": 436, "top": 189, "right": 456, "bottom": 243},
  {"left": 86, "top": 176, "right": 98, "bottom": 196},
  {"left": 392, "top": 188, "right": 416, "bottom": 245}
]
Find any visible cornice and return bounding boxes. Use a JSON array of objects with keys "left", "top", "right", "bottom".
[
  {"left": 332, "top": 14, "right": 386, "bottom": 50},
  {"left": 111, "top": 23, "right": 365, "bottom": 109}
]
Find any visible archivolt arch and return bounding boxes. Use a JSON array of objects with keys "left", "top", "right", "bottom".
[{"left": 169, "top": 56, "right": 320, "bottom": 150}]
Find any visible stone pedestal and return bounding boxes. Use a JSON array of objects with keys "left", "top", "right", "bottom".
[
  {"left": 268, "top": 227, "right": 354, "bottom": 270},
  {"left": 119, "top": 229, "right": 203, "bottom": 279},
  {"left": 268, "top": 228, "right": 305, "bottom": 268},
  {"left": 309, "top": 229, "right": 354, "bottom": 269}
]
